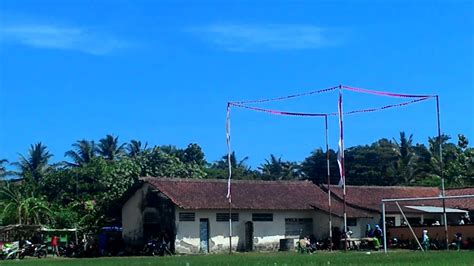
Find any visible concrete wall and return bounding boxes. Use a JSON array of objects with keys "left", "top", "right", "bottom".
[
  {"left": 388, "top": 224, "right": 474, "bottom": 241},
  {"left": 174, "top": 208, "right": 354, "bottom": 254}
]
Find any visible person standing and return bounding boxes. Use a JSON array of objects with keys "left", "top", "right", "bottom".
[
  {"left": 51, "top": 235, "right": 59, "bottom": 256},
  {"left": 422, "top": 229, "right": 430, "bottom": 251}
]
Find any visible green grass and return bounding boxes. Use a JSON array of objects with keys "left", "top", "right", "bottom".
[{"left": 2, "top": 251, "right": 473, "bottom": 266}]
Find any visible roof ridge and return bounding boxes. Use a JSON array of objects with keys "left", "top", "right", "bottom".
[{"left": 141, "top": 176, "right": 314, "bottom": 185}]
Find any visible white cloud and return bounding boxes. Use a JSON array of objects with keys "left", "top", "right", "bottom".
[
  {"left": 0, "top": 23, "right": 129, "bottom": 55},
  {"left": 190, "top": 24, "right": 341, "bottom": 52}
]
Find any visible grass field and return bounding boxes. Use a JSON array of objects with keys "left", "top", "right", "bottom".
[{"left": 1, "top": 251, "right": 473, "bottom": 266}]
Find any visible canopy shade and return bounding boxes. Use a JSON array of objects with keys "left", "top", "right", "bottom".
[{"left": 404, "top": 206, "right": 468, "bottom": 214}]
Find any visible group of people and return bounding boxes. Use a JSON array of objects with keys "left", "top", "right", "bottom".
[{"left": 365, "top": 224, "right": 384, "bottom": 250}]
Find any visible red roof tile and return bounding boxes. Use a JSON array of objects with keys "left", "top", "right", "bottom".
[
  {"left": 324, "top": 185, "right": 474, "bottom": 213},
  {"left": 142, "top": 177, "right": 371, "bottom": 218}
]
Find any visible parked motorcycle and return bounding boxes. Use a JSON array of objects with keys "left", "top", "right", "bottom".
[
  {"left": 18, "top": 243, "right": 47, "bottom": 259},
  {"left": 0, "top": 242, "right": 20, "bottom": 260}
]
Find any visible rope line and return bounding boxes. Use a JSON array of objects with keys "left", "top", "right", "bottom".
[
  {"left": 231, "top": 86, "right": 339, "bottom": 104},
  {"left": 230, "top": 97, "right": 431, "bottom": 117},
  {"left": 342, "top": 85, "right": 435, "bottom": 98}
]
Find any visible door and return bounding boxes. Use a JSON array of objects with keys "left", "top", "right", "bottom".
[
  {"left": 245, "top": 221, "right": 253, "bottom": 251},
  {"left": 199, "top": 218, "right": 209, "bottom": 253}
]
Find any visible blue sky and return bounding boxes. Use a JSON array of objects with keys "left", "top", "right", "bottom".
[{"left": 0, "top": 0, "right": 473, "bottom": 168}]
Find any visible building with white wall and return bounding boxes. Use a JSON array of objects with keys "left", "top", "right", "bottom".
[{"left": 122, "top": 178, "right": 372, "bottom": 253}]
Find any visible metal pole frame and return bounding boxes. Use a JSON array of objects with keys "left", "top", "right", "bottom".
[
  {"left": 435, "top": 96, "right": 449, "bottom": 250},
  {"left": 325, "top": 115, "right": 333, "bottom": 251},
  {"left": 338, "top": 85, "right": 348, "bottom": 251},
  {"left": 226, "top": 104, "right": 233, "bottom": 254},
  {"left": 382, "top": 203, "right": 387, "bottom": 253},
  {"left": 395, "top": 202, "right": 424, "bottom": 252}
]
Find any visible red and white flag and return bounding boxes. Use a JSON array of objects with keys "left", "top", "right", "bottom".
[{"left": 337, "top": 91, "right": 345, "bottom": 187}]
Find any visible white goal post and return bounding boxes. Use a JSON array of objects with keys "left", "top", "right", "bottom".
[{"left": 381, "top": 194, "right": 474, "bottom": 253}]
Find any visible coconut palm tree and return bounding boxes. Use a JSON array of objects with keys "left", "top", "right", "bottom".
[
  {"left": 0, "top": 159, "right": 10, "bottom": 178},
  {"left": 393, "top": 132, "right": 417, "bottom": 183},
  {"left": 14, "top": 143, "right": 52, "bottom": 181},
  {"left": 127, "top": 140, "right": 148, "bottom": 157},
  {"left": 259, "top": 154, "right": 299, "bottom": 180},
  {"left": 64, "top": 140, "right": 96, "bottom": 167},
  {"left": 96, "top": 135, "right": 126, "bottom": 160}
]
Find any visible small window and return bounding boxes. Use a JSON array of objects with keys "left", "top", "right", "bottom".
[
  {"left": 216, "top": 213, "right": 239, "bottom": 222},
  {"left": 179, "top": 212, "right": 195, "bottom": 222},
  {"left": 252, "top": 213, "right": 273, "bottom": 222},
  {"left": 347, "top": 218, "right": 357, "bottom": 226}
]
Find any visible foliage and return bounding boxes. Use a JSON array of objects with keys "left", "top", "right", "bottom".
[
  {"left": 14, "top": 142, "right": 52, "bottom": 181},
  {"left": 96, "top": 135, "right": 126, "bottom": 160},
  {"left": 0, "top": 131, "right": 472, "bottom": 230},
  {"left": 65, "top": 140, "right": 96, "bottom": 167}
]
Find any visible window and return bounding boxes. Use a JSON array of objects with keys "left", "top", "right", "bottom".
[
  {"left": 285, "top": 218, "right": 313, "bottom": 237},
  {"left": 407, "top": 217, "right": 422, "bottom": 225},
  {"left": 347, "top": 218, "right": 357, "bottom": 226},
  {"left": 216, "top": 213, "right": 239, "bottom": 222},
  {"left": 252, "top": 213, "right": 273, "bottom": 222},
  {"left": 386, "top": 217, "right": 396, "bottom": 227},
  {"left": 179, "top": 212, "right": 195, "bottom": 222}
]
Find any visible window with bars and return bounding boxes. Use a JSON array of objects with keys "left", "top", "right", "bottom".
[
  {"left": 252, "top": 213, "right": 273, "bottom": 222},
  {"left": 179, "top": 212, "right": 196, "bottom": 222},
  {"left": 216, "top": 213, "right": 239, "bottom": 222}
]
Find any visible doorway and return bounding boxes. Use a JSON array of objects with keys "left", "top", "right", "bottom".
[
  {"left": 199, "top": 218, "right": 209, "bottom": 253},
  {"left": 245, "top": 221, "right": 253, "bottom": 251}
]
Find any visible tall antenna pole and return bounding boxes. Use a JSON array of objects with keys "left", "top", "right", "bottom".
[
  {"left": 325, "top": 115, "right": 333, "bottom": 251},
  {"left": 436, "top": 96, "right": 448, "bottom": 250},
  {"left": 226, "top": 103, "right": 233, "bottom": 254}
]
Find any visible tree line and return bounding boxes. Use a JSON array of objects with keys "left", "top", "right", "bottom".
[{"left": 0, "top": 132, "right": 472, "bottom": 230}]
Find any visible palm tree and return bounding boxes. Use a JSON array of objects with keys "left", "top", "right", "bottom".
[
  {"left": 96, "top": 135, "right": 126, "bottom": 160},
  {"left": 14, "top": 143, "right": 52, "bottom": 181},
  {"left": 259, "top": 154, "right": 299, "bottom": 180},
  {"left": 0, "top": 159, "right": 10, "bottom": 178},
  {"left": 64, "top": 140, "right": 96, "bottom": 167},
  {"left": 393, "top": 132, "right": 417, "bottom": 183},
  {"left": 218, "top": 152, "right": 249, "bottom": 169},
  {"left": 127, "top": 140, "right": 148, "bottom": 157}
]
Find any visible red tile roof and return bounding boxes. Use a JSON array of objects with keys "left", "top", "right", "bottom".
[
  {"left": 324, "top": 185, "right": 474, "bottom": 213},
  {"left": 445, "top": 187, "right": 474, "bottom": 210},
  {"left": 142, "top": 177, "right": 371, "bottom": 218}
]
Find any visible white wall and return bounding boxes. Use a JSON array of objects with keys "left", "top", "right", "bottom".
[{"left": 174, "top": 208, "right": 347, "bottom": 254}]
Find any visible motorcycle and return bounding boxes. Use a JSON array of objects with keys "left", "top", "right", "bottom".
[
  {"left": 0, "top": 242, "right": 20, "bottom": 260},
  {"left": 18, "top": 243, "right": 47, "bottom": 259}
]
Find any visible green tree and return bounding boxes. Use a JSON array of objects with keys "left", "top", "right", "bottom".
[
  {"left": 0, "top": 159, "right": 10, "bottom": 178},
  {"left": 14, "top": 143, "right": 52, "bottom": 182},
  {"left": 301, "top": 148, "right": 339, "bottom": 184},
  {"left": 0, "top": 185, "right": 51, "bottom": 225},
  {"left": 97, "top": 135, "right": 126, "bottom": 160},
  {"left": 393, "top": 132, "right": 417, "bottom": 184},
  {"left": 127, "top": 140, "right": 148, "bottom": 157},
  {"left": 259, "top": 154, "right": 299, "bottom": 180},
  {"left": 65, "top": 140, "right": 96, "bottom": 167}
]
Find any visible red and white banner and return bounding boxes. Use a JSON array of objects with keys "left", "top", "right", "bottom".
[{"left": 337, "top": 91, "right": 345, "bottom": 187}]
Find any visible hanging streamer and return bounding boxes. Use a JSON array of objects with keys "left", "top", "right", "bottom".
[
  {"left": 229, "top": 102, "right": 327, "bottom": 117},
  {"left": 231, "top": 86, "right": 338, "bottom": 104},
  {"left": 230, "top": 97, "right": 431, "bottom": 118},
  {"left": 342, "top": 85, "right": 434, "bottom": 99},
  {"left": 226, "top": 104, "right": 232, "bottom": 201}
]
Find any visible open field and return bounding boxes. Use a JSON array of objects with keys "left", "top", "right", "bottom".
[{"left": 2, "top": 251, "right": 473, "bottom": 266}]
